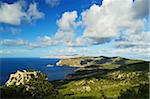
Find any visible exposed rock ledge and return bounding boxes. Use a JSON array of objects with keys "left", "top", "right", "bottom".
[
  {"left": 56, "top": 58, "right": 87, "bottom": 67},
  {"left": 6, "top": 70, "right": 45, "bottom": 86}
]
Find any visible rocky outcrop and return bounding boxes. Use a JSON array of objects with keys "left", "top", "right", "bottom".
[
  {"left": 6, "top": 70, "right": 44, "bottom": 86},
  {"left": 56, "top": 57, "right": 91, "bottom": 67}
]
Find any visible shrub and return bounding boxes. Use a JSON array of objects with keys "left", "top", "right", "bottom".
[{"left": 119, "top": 83, "right": 149, "bottom": 99}]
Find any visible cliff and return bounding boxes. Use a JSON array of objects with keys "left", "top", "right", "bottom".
[
  {"left": 1, "top": 70, "right": 57, "bottom": 98},
  {"left": 6, "top": 70, "right": 47, "bottom": 86}
]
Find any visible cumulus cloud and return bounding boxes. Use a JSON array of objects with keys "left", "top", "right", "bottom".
[
  {"left": 54, "top": 11, "right": 79, "bottom": 45},
  {"left": 0, "top": 1, "right": 44, "bottom": 25},
  {"left": 132, "top": 0, "right": 149, "bottom": 19},
  {"left": 0, "top": 39, "right": 27, "bottom": 46},
  {"left": 0, "top": 2, "right": 26, "bottom": 25},
  {"left": 66, "top": 37, "right": 100, "bottom": 47},
  {"left": 114, "top": 31, "right": 150, "bottom": 59},
  {"left": 56, "top": 11, "right": 78, "bottom": 31},
  {"left": 38, "top": 35, "right": 53, "bottom": 46},
  {"left": 45, "top": 0, "right": 60, "bottom": 7},
  {"left": 19, "top": 11, "right": 79, "bottom": 48},
  {"left": 115, "top": 31, "right": 150, "bottom": 48},
  {"left": 26, "top": 35, "right": 53, "bottom": 49},
  {"left": 80, "top": 0, "right": 148, "bottom": 44},
  {"left": 26, "top": 3, "right": 44, "bottom": 21},
  {"left": 2, "top": 0, "right": 148, "bottom": 60},
  {"left": 52, "top": 0, "right": 149, "bottom": 47}
]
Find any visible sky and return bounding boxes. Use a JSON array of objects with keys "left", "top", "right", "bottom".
[{"left": 0, "top": 0, "right": 149, "bottom": 60}]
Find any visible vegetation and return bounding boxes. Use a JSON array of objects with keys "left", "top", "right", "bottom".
[
  {"left": 56, "top": 56, "right": 149, "bottom": 98},
  {"left": 0, "top": 71, "right": 59, "bottom": 99},
  {"left": 58, "top": 56, "right": 144, "bottom": 68},
  {"left": 0, "top": 56, "right": 149, "bottom": 98}
]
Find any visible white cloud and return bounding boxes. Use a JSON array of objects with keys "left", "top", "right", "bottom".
[
  {"left": 54, "top": 11, "right": 79, "bottom": 45},
  {"left": 45, "top": 0, "right": 60, "bottom": 7},
  {"left": 0, "top": 2, "right": 26, "bottom": 25},
  {"left": 28, "top": 43, "right": 41, "bottom": 49},
  {"left": 52, "top": 0, "right": 149, "bottom": 47},
  {"left": 115, "top": 31, "right": 150, "bottom": 48},
  {"left": 57, "top": 11, "right": 78, "bottom": 31},
  {"left": 66, "top": 37, "right": 94, "bottom": 47},
  {"left": 27, "top": 35, "right": 53, "bottom": 49},
  {"left": 53, "top": 47, "right": 77, "bottom": 55},
  {"left": 0, "top": 26, "right": 21, "bottom": 34},
  {"left": 38, "top": 35, "right": 53, "bottom": 46},
  {"left": 80, "top": 0, "right": 147, "bottom": 43},
  {"left": 0, "top": 1, "right": 44, "bottom": 25},
  {"left": 114, "top": 31, "right": 150, "bottom": 59},
  {"left": 27, "top": 3, "right": 44, "bottom": 21},
  {"left": 132, "top": 0, "right": 149, "bottom": 19},
  {"left": 0, "top": 39, "right": 27, "bottom": 46},
  {"left": 113, "top": 47, "right": 150, "bottom": 60}
]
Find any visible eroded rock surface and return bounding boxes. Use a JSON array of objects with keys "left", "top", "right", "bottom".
[{"left": 6, "top": 70, "right": 45, "bottom": 86}]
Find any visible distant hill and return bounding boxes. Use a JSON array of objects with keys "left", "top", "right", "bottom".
[{"left": 57, "top": 56, "right": 145, "bottom": 68}]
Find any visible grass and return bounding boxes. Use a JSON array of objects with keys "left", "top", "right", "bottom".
[{"left": 56, "top": 59, "right": 149, "bottom": 98}]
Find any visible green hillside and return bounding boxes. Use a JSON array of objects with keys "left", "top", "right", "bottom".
[
  {"left": 0, "top": 56, "right": 149, "bottom": 99},
  {"left": 55, "top": 56, "right": 149, "bottom": 98}
]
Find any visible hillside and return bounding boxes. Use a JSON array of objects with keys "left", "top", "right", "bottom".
[
  {"left": 0, "top": 70, "right": 58, "bottom": 98},
  {"left": 57, "top": 56, "right": 144, "bottom": 68},
  {"left": 55, "top": 56, "right": 149, "bottom": 98},
  {"left": 0, "top": 56, "right": 149, "bottom": 98}
]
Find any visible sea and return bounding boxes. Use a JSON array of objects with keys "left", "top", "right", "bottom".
[{"left": 0, "top": 58, "right": 77, "bottom": 85}]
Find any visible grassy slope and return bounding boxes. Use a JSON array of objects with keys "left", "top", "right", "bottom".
[
  {"left": 1, "top": 56, "right": 149, "bottom": 98},
  {"left": 54, "top": 56, "right": 149, "bottom": 98}
]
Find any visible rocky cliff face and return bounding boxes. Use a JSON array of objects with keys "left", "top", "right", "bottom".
[
  {"left": 6, "top": 70, "right": 44, "bottom": 86},
  {"left": 56, "top": 57, "right": 89, "bottom": 67}
]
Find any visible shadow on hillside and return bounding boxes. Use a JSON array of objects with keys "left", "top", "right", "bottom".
[
  {"left": 51, "top": 61, "right": 149, "bottom": 90},
  {"left": 117, "top": 61, "right": 149, "bottom": 72}
]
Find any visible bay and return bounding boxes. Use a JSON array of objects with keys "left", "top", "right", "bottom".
[{"left": 0, "top": 58, "right": 76, "bottom": 85}]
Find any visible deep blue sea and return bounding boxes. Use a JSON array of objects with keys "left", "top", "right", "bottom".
[{"left": 0, "top": 58, "right": 76, "bottom": 85}]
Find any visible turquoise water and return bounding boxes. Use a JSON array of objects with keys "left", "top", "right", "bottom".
[{"left": 0, "top": 58, "right": 76, "bottom": 85}]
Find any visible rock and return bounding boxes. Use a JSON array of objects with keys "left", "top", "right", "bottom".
[
  {"left": 6, "top": 70, "right": 45, "bottom": 86},
  {"left": 75, "top": 80, "right": 86, "bottom": 86},
  {"left": 56, "top": 60, "right": 61, "bottom": 66},
  {"left": 75, "top": 85, "right": 91, "bottom": 92},
  {"left": 81, "top": 85, "right": 91, "bottom": 92},
  {"left": 118, "top": 74, "right": 122, "bottom": 79},
  {"left": 88, "top": 80, "right": 95, "bottom": 84}
]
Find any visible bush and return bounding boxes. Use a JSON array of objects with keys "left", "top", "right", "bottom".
[
  {"left": 0, "top": 80, "right": 58, "bottom": 98},
  {"left": 26, "top": 79, "right": 58, "bottom": 98},
  {"left": 0, "top": 85, "right": 30, "bottom": 98},
  {"left": 0, "top": 72, "right": 59, "bottom": 99},
  {"left": 119, "top": 83, "right": 149, "bottom": 99}
]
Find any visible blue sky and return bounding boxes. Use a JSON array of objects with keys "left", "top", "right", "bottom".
[{"left": 0, "top": 0, "right": 149, "bottom": 60}]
